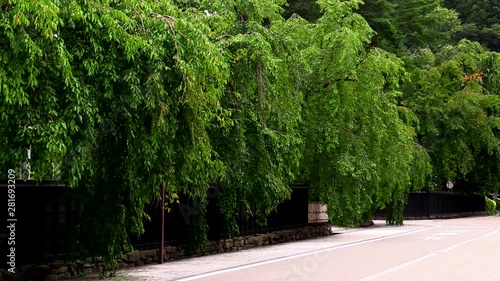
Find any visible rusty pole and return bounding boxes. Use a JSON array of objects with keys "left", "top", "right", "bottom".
[{"left": 160, "top": 183, "right": 165, "bottom": 264}]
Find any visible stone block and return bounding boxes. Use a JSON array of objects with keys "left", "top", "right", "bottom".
[
  {"left": 46, "top": 274, "right": 59, "bottom": 280},
  {"left": 30, "top": 264, "right": 50, "bottom": 276},
  {"left": 141, "top": 249, "right": 157, "bottom": 259},
  {"left": 58, "top": 266, "right": 68, "bottom": 274},
  {"left": 247, "top": 237, "right": 259, "bottom": 245},
  {"left": 127, "top": 251, "right": 141, "bottom": 262},
  {"left": 49, "top": 263, "right": 64, "bottom": 269},
  {"left": 58, "top": 272, "right": 71, "bottom": 279},
  {"left": 204, "top": 242, "right": 214, "bottom": 252},
  {"left": 178, "top": 249, "right": 185, "bottom": 256},
  {"left": 84, "top": 268, "right": 94, "bottom": 275}
]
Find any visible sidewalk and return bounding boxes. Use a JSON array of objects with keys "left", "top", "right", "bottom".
[{"left": 77, "top": 221, "right": 426, "bottom": 281}]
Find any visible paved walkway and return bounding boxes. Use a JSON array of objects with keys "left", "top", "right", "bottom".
[{"left": 84, "top": 221, "right": 434, "bottom": 280}]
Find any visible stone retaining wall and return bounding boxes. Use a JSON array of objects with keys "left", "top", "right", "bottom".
[{"left": 0, "top": 224, "right": 332, "bottom": 281}]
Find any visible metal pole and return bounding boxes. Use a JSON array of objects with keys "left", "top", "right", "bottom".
[{"left": 160, "top": 183, "right": 165, "bottom": 264}]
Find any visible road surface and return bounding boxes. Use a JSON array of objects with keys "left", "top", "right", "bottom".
[{"left": 113, "top": 216, "right": 500, "bottom": 281}]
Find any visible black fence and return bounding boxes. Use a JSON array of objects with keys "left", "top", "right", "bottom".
[
  {"left": 1, "top": 180, "right": 309, "bottom": 265},
  {"left": 132, "top": 184, "right": 309, "bottom": 249},
  {"left": 0, "top": 180, "right": 71, "bottom": 267},
  {"left": 375, "top": 191, "right": 486, "bottom": 219},
  {"left": 211, "top": 184, "right": 309, "bottom": 239}
]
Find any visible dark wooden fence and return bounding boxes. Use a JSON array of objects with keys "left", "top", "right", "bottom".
[
  {"left": 132, "top": 184, "right": 309, "bottom": 249},
  {"left": 210, "top": 184, "right": 309, "bottom": 239},
  {"left": 0, "top": 180, "right": 71, "bottom": 267},
  {"left": 1, "top": 180, "right": 309, "bottom": 265},
  {"left": 375, "top": 191, "right": 486, "bottom": 219}
]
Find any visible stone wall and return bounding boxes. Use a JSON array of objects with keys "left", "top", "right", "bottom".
[{"left": 0, "top": 224, "right": 332, "bottom": 281}]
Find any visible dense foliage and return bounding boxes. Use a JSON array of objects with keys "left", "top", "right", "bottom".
[
  {"left": 1, "top": 0, "right": 233, "bottom": 272},
  {"left": 2, "top": 0, "right": 500, "bottom": 272},
  {"left": 205, "top": 0, "right": 305, "bottom": 234},
  {"left": 444, "top": 0, "right": 500, "bottom": 51},
  {"left": 295, "top": 0, "right": 430, "bottom": 226},
  {"left": 400, "top": 40, "right": 500, "bottom": 190},
  {"left": 358, "top": 0, "right": 460, "bottom": 52}
]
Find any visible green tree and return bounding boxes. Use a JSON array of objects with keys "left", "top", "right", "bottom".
[
  {"left": 400, "top": 40, "right": 500, "bottom": 190},
  {"left": 297, "top": 0, "right": 430, "bottom": 226},
  {"left": 1, "top": 0, "right": 228, "bottom": 272},
  {"left": 201, "top": 0, "right": 305, "bottom": 234},
  {"left": 0, "top": 0, "right": 309, "bottom": 270},
  {"left": 358, "top": 0, "right": 460, "bottom": 52},
  {"left": 444, "top": 0, "right": 500, "bottom": 51},
  {"left": 356, "top": 0, "right": 398, "bottom": 48}
]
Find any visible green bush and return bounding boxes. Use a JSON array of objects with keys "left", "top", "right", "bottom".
[
  {"left": 496, "top": 200, "right": 500, "bottom": 212},
  {"left": 485, "top": 197, "right": 496, "bottom": 215}
]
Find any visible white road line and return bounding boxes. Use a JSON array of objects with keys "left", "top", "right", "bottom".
[
  {"left": 420, "top": 236, "right": 445, "bottom": 240},
  {"left": 439, "top": 225, "right": 500, "bottom": 229},
  {"left": 437, "top": 230, "right": 499, "bottom": 254},
  {"left": 359, "top": 229, "right": 500, "bottom": 281},
  {"left": 175, "top": 225, "right": 440, "bottom": 281},
  {"left": 419, "top": 229, "right": 470, "bottom": 240}
]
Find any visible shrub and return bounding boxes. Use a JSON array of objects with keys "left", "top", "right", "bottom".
[{"left": 485, "top": 197, "right": 496, "bottom": 215}]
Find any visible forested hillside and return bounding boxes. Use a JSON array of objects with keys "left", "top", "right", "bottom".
[
  {"left": 444, "top": 0, "right": 500, "bottom": 51},
  {"left": 1, "top": 0, "right": 499, "bottom": 270}
]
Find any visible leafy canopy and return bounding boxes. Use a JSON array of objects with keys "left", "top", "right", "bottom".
[{"left": 401, "top": 40, "right": 500, "bottom": 190}]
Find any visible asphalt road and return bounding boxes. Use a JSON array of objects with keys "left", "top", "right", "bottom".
[{"left": 116, "top": 216, "right": 500, "bottom": 281}]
